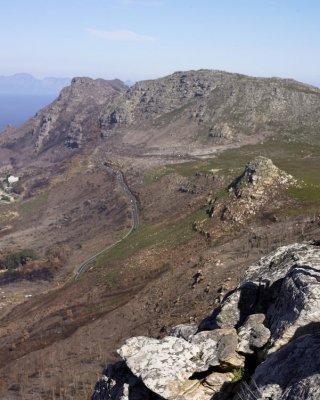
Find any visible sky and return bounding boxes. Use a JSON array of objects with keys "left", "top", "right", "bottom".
[{"left": 0, "top": 0, "right": 320, "bottom": 85}]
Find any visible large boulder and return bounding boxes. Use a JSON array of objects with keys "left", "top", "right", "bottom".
[
  {"left": 237, "top": 314, "right": 270, "bottom": 355},
  {"left": 200, "top": 243, "right": 320, "bottom": 353},
  {"left": 117, "top": 334, "right": 241, "bottom": 399},
  {"left": 93, "top": 242, "right": 320, "bottom": 400},
  {"left": 236, "top": 333, "right": 320, "bottom": 400},
  {"left": 118, "top": 336, "right": 210, "bottom": 399}
]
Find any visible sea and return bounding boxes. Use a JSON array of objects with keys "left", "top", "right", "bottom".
[{"left": 0, "top": 94, "right": 56, "bottom": 131}]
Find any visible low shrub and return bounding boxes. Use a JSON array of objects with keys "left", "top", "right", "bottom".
[{"left": 0, "top": 249, "right": 37, "bottom": 270}]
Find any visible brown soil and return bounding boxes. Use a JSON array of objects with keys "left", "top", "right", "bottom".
[{"left": 0, "top": 141, "right": 319, "bottom": 399}]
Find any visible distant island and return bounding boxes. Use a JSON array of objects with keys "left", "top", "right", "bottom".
[{"left": 0, "top": 73, "right": 70, "bottom": 95}]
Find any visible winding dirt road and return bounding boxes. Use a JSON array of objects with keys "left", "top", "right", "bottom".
[{"left": 73, "top": 167, "right": 139, "bottom": 280}]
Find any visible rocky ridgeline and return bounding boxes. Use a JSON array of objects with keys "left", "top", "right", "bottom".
[
  {"left": 92, "top": 242, "right": 320, "bottom": 400},
  {"left": 2, "top": 70, "right": 320, "bottom": 162},
  {"left": 0, "top": 77, "right": 127, "bottom": 157},
  {"left": 32, "top": 77, "right": 126, "bottom": 153},
  {"left": 100, "top": 69, "right": 320, "bottom": 144}
]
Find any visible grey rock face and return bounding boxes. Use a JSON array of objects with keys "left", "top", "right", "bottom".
[
  {"left": 221, "top": 156, "right": 295, "bottom": 225},
  {"left": 216, "top": 330, "right": 245, "bottom": 370},
  {"left": 191, "top": 328, "right": 245, "bottom": 369},
  {"left": 198, "top": 281, "right": 259, "bottom": 331},
  {"left": 266, "top": 258, "right": 320, "bottom": 353},
  {"left": 237, "top": 333, "right": 320, "bottom": 400},
  {"left": 32, "top": 77, "right": 126, "bottom": 153},
  {"left": 100, "top": 69, "right": 320, "bottom": 149},
  {"left": 94, "top": 243, "right": 320, "bottom": 400},
  {"left": 117, "top": 332, "right": 244, "bottom": 399},
  {"left": 237, "top": 314, "right": 270, "bottom": 355},
  {"left": 170, "top": 323, "right": 198, "bottom": 341},
  {"left": 202, "top": 242, "right": 320, "bottom": 354},
  {"left": 0, "top": 77, "right": 127, "bottom": 158},
  {"left": 118, "top": 336, "right": 203, "bottom": 399}
]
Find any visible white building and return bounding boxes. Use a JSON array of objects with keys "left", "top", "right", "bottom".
[{"left": 7, "top": 175, "right": 19, "bottom": 184}]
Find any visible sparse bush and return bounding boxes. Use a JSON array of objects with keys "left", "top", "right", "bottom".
[
  {"left": 45, "top": 244, "right": 71, "bottom": 267},
  {"left": 232, "top": 367, "right": 245, "bottom": 382},
  {"left": 0, "top": 249, "right": 37, "bottom": 270},
  {"left": 11, "top": 181, "right": 24, "bottom": 194},
  {"left": 0, "top": 194, "right": 11, "bottom": 202}
]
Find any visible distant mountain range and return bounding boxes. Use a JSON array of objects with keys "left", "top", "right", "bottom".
[{"left": 0, "top": 73, "right": 71, "bottom": 95}]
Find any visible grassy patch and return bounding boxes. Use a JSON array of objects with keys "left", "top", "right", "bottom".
[
  {"left": 153, "top": 102, "right": 191, "bottom": 127},
  {"left": 98, "top": 140, "right": 320, "bottom": 274},
  {"left": 93, "top": 208, "right": 207, "bottom": 269},
  {"left": 144, "top": 165, "right": 176, "bottom": 184},
  {"left": 150, "top": 140, "right": 320, "bottom": 206},
  {"left": 97, "top": 270, "right": 118, "bottom": 288},
  {"left": 19, "top": 192, "right": 49, "bottom": 215},
  {"left": 232, "top": 367, "right": 245, "bottom": 382}
]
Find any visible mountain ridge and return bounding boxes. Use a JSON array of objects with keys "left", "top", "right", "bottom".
[
  {"left": 0, "top": 73, "right": 71, "bottom": 95},
  {"left": 0, "top": 68, "right": 319, "bottom": 399},
  {"left": 2, "top": 68, "right": 320, "bottom": 167},
  {"left": 99, "top": 69, "right": 320, "bottom": 154}
]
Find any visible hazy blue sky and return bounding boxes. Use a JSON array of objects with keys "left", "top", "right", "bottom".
[{"left": 1, "top": 0, "right": 319, "bottom": 85}]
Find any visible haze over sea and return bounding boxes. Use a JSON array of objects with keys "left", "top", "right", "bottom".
[{"left": 0, "top": 94, "right": 56, "bottom": 131}]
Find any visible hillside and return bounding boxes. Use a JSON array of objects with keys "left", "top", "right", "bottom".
[
  {"left": 1, "top": 69, "right": 320, "bottom": 169},
  {"left": 92, "top": 242, "right": 320, "bottom": 400},
  {"left": 0, "top": 77, "right": 127, "bottom": 169},
  {"left": 0, "top": 70, "right": 319, "bottom": 399},
  {"left": 100, "top": 70, "right": 320, "bottom": 155}
]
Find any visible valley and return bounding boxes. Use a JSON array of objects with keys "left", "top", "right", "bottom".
[{"left": 0, "top": 70, "right": 319, "bottom": 399}]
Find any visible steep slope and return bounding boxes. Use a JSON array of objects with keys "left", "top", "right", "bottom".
[
  {"left": 0, "top": 77, "right": 127, "bottom": 169},
  {"left": 92, "top": 242, "right": 320, "bottom": 400},
  {"left": 100, "top": 70, "right": 320, "bottom": 154},
  {"left": 0, "top": 70, "right": 319, "bottom": 399}
]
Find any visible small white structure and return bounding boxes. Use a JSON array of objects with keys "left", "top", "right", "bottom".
[{"left": 7, "top": 175, "right": 19, "bottom": 184}]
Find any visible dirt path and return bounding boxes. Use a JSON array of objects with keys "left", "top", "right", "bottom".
[{"left": 73, "top": 166, "right": 139, "bottom": 280}]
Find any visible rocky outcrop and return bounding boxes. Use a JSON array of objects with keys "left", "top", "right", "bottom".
[
  {"left": 197, "top": 156, "right": 296, "bottom": 240},
  {"left": 237, "top": 333, "right": 320, "bottom": 400},
  {"left": 92, "top": 242, "right": 320, "bottom": 400},
  {"left": 99, "top": 69, "right": 320, "bottom": 150},
  {"left": 0, "top": 77, "right": 127, "bottom": 159},
  {"left": 237, "top": 314, "right": 270, "bottom": 355},
  {"left": 220, "top": 156, "right": 295, "bottom": 224},
  {"left": 31, "top": 77, "right": 127, "bottom": 153}
]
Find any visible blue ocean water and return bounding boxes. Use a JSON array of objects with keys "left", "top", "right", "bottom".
[{"left": 0, "top": 94, "right": 56, "bottom": 131}]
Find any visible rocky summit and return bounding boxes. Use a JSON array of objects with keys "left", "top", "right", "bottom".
[
  {"left": 1, "top": 69, "right": 320, "bottom": 166},
  {"left": 92, "top": 242, "right": 320, "bottom": 400},
  {"left": 0, "top": 77, "right": 126, "bottom": 167},
  {"left": 99, "top": 70, "right": 320, "bottom": 152}
]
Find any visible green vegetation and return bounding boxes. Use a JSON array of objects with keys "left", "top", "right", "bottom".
[
  {"left": 0, "top": 249, "right": 37, "bottom": 270},
  {"left": 93, "top": 208, "right": 206, "bottom": 269},
  {"left": 232, "top": 367, "right": 245, "bottom": 382},
  {"left": 97, "top": 270, "right": 118, "bottom": 288},
  {"left": 11, "top": 181, "right": 24, "bottom": 195},
  {"left": 153, "top": 102, "right": 191, "bottom": 127},
  {"left": 96, "top": 140, "right": 320, "bottom": 285},
  {"left": 147, "top": 140, "right": 320, "bottom": 206},
  {"left": 19, "top": 191, "right": 49, "bottom": 214}
]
